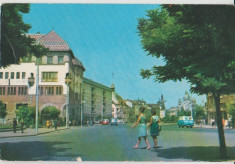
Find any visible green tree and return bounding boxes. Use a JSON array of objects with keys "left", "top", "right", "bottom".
[
  {"left": 194, "top": 105, "right": 205, "bottom": 120},
  {"left": 138, "top": 5, "right": 235, "bottom": 158},
  {"left": 41, "top": 106, "right": 60, "bottom": 120},
  {"left": 16, "top": 106, "right": 32, "bottom": 126},
  {"left": 1, "top": 4, "right": 48, "bottom": 68},
  {"left": 0, "top": 101, "right": 7, "bottom": 123},
  {"left": 127, "top": 107, "right": 136, "bottom": 123}
]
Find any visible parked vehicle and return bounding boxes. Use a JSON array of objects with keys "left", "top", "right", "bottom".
[
  {"left": 110, "top": 118, "right": 118, "bottom": 126},
  {"left": 178, "top": 116, "right": 194, "bottom": 128},
  {"left": 100, "top": 119, "right": 109, "bottom": 125}
]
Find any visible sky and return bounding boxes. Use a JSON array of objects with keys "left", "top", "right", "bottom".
[{"left": 23, "top": 4, "right": 206, "bottom": 109}]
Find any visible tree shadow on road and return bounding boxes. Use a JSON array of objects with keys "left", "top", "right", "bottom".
[
  {"left": 151, "top": 146, "right": 235, "bottom": 162},
  {"left": 1, "top": 141, "right": 85, "bottom": 161}
]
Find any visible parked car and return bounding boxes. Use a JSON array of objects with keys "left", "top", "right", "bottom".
[
  {"left": 178, "top": 116, "right": 194, "bottom": 128},
  {"left": 100, "top": 119, "right": 109, "bottom": 125},
  {"left": 110, "top": 118, "right": 118, "bottom": 126}
]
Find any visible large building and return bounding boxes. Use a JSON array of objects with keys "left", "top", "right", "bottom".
[
  {"left": 82, "top": 78, "right": 113, "bottom": 123},
  {"left": 0, "top": 30, "right": 112, "bottom": 125},
  {"left": 0, "top": 31, "right": 85, "bottom": 123}
]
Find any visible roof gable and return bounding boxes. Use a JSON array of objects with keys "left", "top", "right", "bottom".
[{"left": 28, "top": 31, "right": 70, "bottom": 51}]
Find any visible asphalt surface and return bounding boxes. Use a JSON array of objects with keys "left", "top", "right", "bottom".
[{"left": 0, "top": 124, "right": 235, "bottom": 161}]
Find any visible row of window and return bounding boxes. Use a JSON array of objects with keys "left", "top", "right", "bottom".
[
  {"left": 0, "top": 87, "right": 27, "bottom": 95},
  {"left": 0, "top": 86, "right": 63, "bottom": 96},
  {"left": 0, "top": 72, "right": 26, "bottom": 80},
  {"left": 23, "top": 56, "right": 64, "bottom": 64},
  {"left": 0, "top": 72, "right": 58, "bottom": 82},
  {"left": 38, "top": 86, "right": 63, "bottom": 95}
]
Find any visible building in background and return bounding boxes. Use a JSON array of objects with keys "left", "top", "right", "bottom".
[
  {"left": 167, "top": 107, "right": 178, "bottom": 116},
  {"left": 82, "top": 78, "right": 113, "bottom": 123},
  {"left": 177, "top": 91, "right": 192, "bottom": 112},
  {"left": 206, "top": 94, "right": 235, "bottom": 125},
  {"left": 0, "top": 31, "right": 85, "bottom": 123}
]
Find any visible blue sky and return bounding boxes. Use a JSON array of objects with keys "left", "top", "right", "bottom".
[{"left": 23, "top": 4, "right": 206, "bottom": 109}]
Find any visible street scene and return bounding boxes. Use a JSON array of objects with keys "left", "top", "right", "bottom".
[
  {"left": 1, "top": 3, "right": 235, "bottom": 162},
  {"left": 1, "top": 124, "right": 235, "bottom": 161}
]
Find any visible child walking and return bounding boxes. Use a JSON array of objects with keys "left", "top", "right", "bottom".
[
  {"left": 148, "top": 109, "right": 161, "bottom": 148},
  {"left": 132, "top": 107, "right": 151, "bottom": 150}
]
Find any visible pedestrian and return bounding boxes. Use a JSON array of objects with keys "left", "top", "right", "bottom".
[
  {"left": 46, "top": 120, "right": 50, "bottom": 129},
  {"left": 132, "top": 107, "right": 151, "bottom": 150},
  {"left": 54, "top": 119, "right": 58, "bottom": 130},
  {"left": 13, "top": 118, "right": 17, "bottom": 133},
  {"left": 20, "top": 119, "right": 24, "bottom": 133},
  {"left": 222, "top": 119, "right": 225, "bottom": 127},
  {"left": 148, "top": 109, "right": 161, "bottom": 148}
]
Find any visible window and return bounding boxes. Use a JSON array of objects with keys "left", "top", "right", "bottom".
[
  {"left": 0, "top": 72, "right": 3, "bottom": 79},
  {"left": 21, "top": 87, "right": 24, "bottom": 95},
  {"left": 7, "top": 87, "right": 10, "bottom": 95},
  {"left": 56, "top": 86, "right": 62, "bottom": 95},
  {"left": 0, "top": 87, "right": 6, "bottom": 95},
  {"left": 11, "top": 72, "right": 14, "bottom": 79},
  {"left": 22, "top": 72, "right": 25, "bottom": 79},
  {"left": 42, "top": 72, "right": 58, "bottom": 82},
  {"left": 58, "top": 56, "right": 64, "bottom": 64},
  {"left": 7, "top": 87, "right": 16, "bottom": 95},
  {"left": 18, "top": 87, "right": 21, "bottom": 95},
  {"left": 18, "top": 87, "right": 27, "bottom": 95},
  {"left": 16, "top": 72, "right": 20, "bottom": 79},
  {"left": 24, "top": 87, "right": 27, "bottom": 95},
  {"left": 5, "top": 72, "right": 9, "bottom": 79},
  {"left": 45, "top": 86, "right": 54, "bottom": 95},
  {"left": 39, "top": 86, "right": 43, "bottom": 95},
  {"left": 47, "top": 56, "right": 53, "bottom": 64}
]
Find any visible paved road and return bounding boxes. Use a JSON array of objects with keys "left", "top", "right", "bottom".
[{"left": 0, "top": 124, "right": 235, "bottom": 161}]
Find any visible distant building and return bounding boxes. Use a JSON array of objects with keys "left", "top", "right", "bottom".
[
  {"left": 167, "top": 107, "right": 178, "bottom": 116},
  {"left": 111, "top": 84, "right": 125, "bottom": 120},
  {"left": 177, "top": 91, "right": 192, "bottom": 111},
  {"left": 82, "top": 78, "right": 113, "bottom": 123}
]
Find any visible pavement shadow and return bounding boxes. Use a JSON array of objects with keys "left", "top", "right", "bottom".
[
  {"left": 0, "top": 141, "right": 84, "bottom": 161},
  {"left": 151, "top": 146, "right": 235, "bottom": 162}
]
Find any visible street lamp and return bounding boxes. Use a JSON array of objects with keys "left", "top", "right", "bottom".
[
  {"left": 65, "top": 73, "right": 71, "bottom": 128},
  {"left": 28, "top": 73, "right": 35, "bottom": 87},
  {"left": 28, "top": 71, "right": 39, "bottom": 134}
]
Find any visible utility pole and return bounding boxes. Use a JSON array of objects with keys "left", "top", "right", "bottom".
[{"left": 35, "top": 58, "right": 39, "bottom": 134}]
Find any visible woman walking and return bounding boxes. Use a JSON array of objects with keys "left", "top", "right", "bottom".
[
  {"left": 148, "top": 109, "right": 161, "bottom": 148},
  {"left": 132, "top": 107, "right": 151, "bottom": 150}
]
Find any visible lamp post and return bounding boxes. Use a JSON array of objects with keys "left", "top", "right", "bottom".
[
  {"left": 65, "top": 74, "right": 71, "bottom": 128},
  {"left": 28, "top": 70, "right": 38, "bottom": 134}
]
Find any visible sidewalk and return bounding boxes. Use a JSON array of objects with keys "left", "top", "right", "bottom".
[
  {"left": 0, "top": 126, "right": 68, "bottom": 138},
  {"left": 194, "top": 124, "right": 234, "bottom": 130}
]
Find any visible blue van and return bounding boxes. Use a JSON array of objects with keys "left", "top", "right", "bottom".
[
  {"left": 110, "top": 118, "right": 118, "bottom": 126},
  {"left": 178, "top": 116, "right": 194, "bottom": 128}
]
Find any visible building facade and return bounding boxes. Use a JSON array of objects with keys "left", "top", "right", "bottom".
[
  {"left": 206, "top": 94, "right": 235, "bottom": 125},
  {"left": 0, "top": 31, "right": 85, "bottom": 124},
  {"left": 82, "top": 78, "right": 113, "bottom": 123}
]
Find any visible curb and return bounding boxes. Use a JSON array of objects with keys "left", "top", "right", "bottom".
[{"left": 0, "top": 127, "right": 69, "bottom": 139}]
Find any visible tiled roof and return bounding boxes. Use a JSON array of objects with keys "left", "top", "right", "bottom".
[{"left": 27, "top": 31, "right": 70, "bottom": 51}]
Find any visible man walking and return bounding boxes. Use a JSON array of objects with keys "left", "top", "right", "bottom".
[{"left": 13, "top": 118, "right": 17, "bottom": 133}]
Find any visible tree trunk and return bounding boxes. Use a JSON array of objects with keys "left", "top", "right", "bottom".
[{"left": 213, "top": 92, "right": 227, "bottom": 159}]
